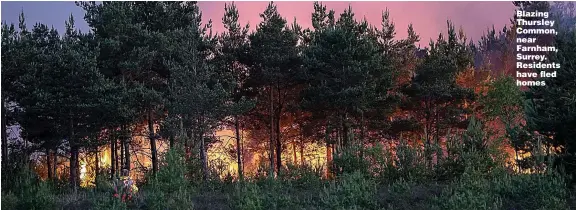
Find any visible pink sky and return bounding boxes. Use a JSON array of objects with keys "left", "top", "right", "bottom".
[{"left": 198, "top": 1, "right": 516, "bottom": 46}]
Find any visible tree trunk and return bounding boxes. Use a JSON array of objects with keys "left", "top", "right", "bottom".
[
  {"left": 325, "top": 125, "right": 333, "bottom": 177},
  {"left": 269, "top": 87, "right": 275, "bottom": 177},
  {"left": 275, "top": 110, "right": 282, "bottom": 174},
  {"left": 69, "top": 118, "right": 80, "bottom": 190},
  {"left": 360, "top": 110, "right": 365, "bottom": 142},
  {"left": 335, "top": 125, "right": 341, "bottom": 155},
  {"left": 115, "top": 139, "right": 119, "bottom": 175},
  {"left": 434, "top": 109, "right": 440, "bottom": 166},
  {"left": 235, "top": 115, "right": 243, "bottom": 180},
  {"left": 124, "top": 128, "right": 131, "bottom": 171},
  {"left": 292, "top": 138, "right": 297, "bottom": 164},
  {"left": 341, "top": 113, "right": 350, "bottom": 148},
  {"left": 300, "top": 127, "right": 305, "bottom": 166},
  {"left": 149, "top": 110, "right": 158, "bottom": 175},
  {"left": 359, "top": 109, "right": 365, "bottom": 159},
  {"left": 300, "top": 142, "right": 304, "bottom": 166},
  {"left": 110, "top": 133, "right": 116, "bottom": 178},
  {"left": 199, "top": 117, "right": 208, "bottom": 181},
  {"left": 95, "top": 150, "right": 99, "bottom": 187},
  {"left": 2, "top": 102, "right": 8, "bottom": 167},
  {"left": 180, "top": 117, "right": 190, "bottom": 159},
  {"left": 326, "top": 143, "right": 332, "bottom": 178},
  {"left": 120, "top": 135, "right": 124, "bottom": 170},
  {"left": 47, "top": 148, "right": 53, "bottom": 180},
  {"left": 241, "top": 126, "right": 245, "bottom": 175},
  {"left": 200, "top": 136, "right": 208, "bottom": 180},
  {"left": 52, "top": 149, "right": 57, "bottom": 179},
  {"left": 70, "top": 145, "right": 79, "bottom": 189}
]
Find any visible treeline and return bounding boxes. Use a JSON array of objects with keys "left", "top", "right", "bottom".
[{"left": 1, "top": 1, "right": 575, "bottom": 192}]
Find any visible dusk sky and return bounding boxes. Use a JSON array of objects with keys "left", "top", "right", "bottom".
[{"left": 1, "top": 1, "right": 517, "bottom": 45}]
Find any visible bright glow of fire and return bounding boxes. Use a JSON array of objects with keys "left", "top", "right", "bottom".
[
  {"left": 208, "top": 129, "right": 327, "bottom": 178},
  {"left": 50, "top": 123, "right": 553, "bottom": 187}
]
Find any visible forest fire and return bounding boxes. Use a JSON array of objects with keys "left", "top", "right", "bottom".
[
  {"left": 3, "top": 1, "right": 574, "bottom": 209},
  {"left": 69, "top": 128, "right": 328, "bottom": 186},
  {"left": 29, "top": 99, "right": 533, "bottom": 188},
  {"left": 201, "top": 129, "right": 327, "bottom": 178},
  {"left": 34, "top": 118, "right": 530, "bottom": 188}
]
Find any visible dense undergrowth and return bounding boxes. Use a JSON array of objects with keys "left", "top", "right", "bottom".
[{"left": 1, "top": 120, "right": 572, "bottom": 210}]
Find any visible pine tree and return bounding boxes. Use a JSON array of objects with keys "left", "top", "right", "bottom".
[
  {"left": 1, "top": 17, "right": 21, "bottom": 169},
  {"left": 302, "top": 5, "right": 393, "bottom": 155},
  {"left": 78, "top": 1, "right": 205, "bottom": 175},
  {"left": 525, "top": 28, "right": 576, "bottom": 175},
  {"left": 401, "top": 21, "right": 475, "bottom": 165},
  {"left": 215, "top": 2, "right": 255, "bottom": 180},
  {"left": 246, "top": 2, "right": 301, "bottom": 176}
]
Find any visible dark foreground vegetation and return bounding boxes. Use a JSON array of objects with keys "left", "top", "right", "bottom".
[
  {"left": 1, "top": 121, "right": 573, "bottom": 210},
  {"left": 2, "top": 1, "right": 576, "bottom": 209}
]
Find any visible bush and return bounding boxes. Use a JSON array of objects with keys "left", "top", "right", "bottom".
[
  {"left": 233, "top": 182, "right": 265, "bottom": 210},
  {"left": 66, "top": 191, "right": 127, "bottom": 210},
  {"left": 433, "top": 172, "right": 504, "bottom": 210},
  {"left": 331, "top": 144, "right": 372, "bottom": 177},
  {"left": 381, "top": 178, "right": 443, "bottom": 210},
  {"left": 436, "top": 118, "right": 507, "bottom": 181},
  {"left": 1, "top": 191, "right": 19, "bottom": 210},
  {"left": 2, "top": 160, "right": 57, "bottom": 210},
  {"left": 144, "top": 147, "right": 195, "bottom": 210},
  {"left": 233, "top": 179, "right": 303, "bottom": 210},
  {"left": 379, "top": 139, "right": 432, "bottom": 183},
  {"left": 279, "top": 163, "right": 324, "bottom": 189},
  {"left": 495, "top": 173, "right": 567, "bottom": 210},
  {"left": 320, "top": 171, "right": 378, "bottom": 209},
  {"left": 433, "top": 171, "right": 567, "bottom": 210}
]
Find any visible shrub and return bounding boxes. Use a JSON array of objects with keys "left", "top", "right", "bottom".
[
  {"left": 436, "top": 118, "right": 507, "bottom": 181},
  {"left": 1, "top": 191, "right": 19, "bottom": 210},
  {"left": 380, "top": 138, "right": 432, "bottom": 183},
  {"left": 331, "top": 145, "right": 371, "bottom": 177},
  {"left": 494, "top": 173, "right": 567, "bottom": 210},
  {"left": 233, "top": 180, "right": 301, "bottom": 210},
  {"left": 233, "top": 182, "right": 265, "bottom": 210},
  {"left": 320, "top": 171, "right": 378, "bottom": 209},
  {"left": 3, "top": 160, "right": 57, "bottom": 210},
  {"left": 279, "top": 163, "right": 324, "bottom": 189},
  {"left": 381, "top": 178, "right": 443, "bottom": 210},
  {"left": 144, "top": 147, "right": 195, "bottom": 210},
  {"left": 433, "top": 172, "right": 503, "bottom": 210},
  {"left": 433, "top": 171, "right": 567, "bottom": 210}
]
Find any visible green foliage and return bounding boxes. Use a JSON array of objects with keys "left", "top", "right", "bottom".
[
  {"left": 445, "top": 118, "right": 506, "bottom": 176},
  {"left": 2, "top": 160, "right": 57, "bottom": 210},
  {"left": 145, "top": 147, "right": 195, "bottom": 210},
  {"left": 91, "top": 191, "right": 129, "bottom": 210},
  {"left": 434, "top": 173, "right": 504, "bottom": 210},
  {"left": 331, "top": 145, "right": 371, "bottom": 176},
  {"left": 3, "top": 2, "right": 576, "bottom": 210},
  {"left": 481, "top": 76, "right": 524, "bottom": 123},
  {"left": 401, "top": 21, "right": 475, "bottom": 144},
  {"left": 381, "top": 139, "right": 432, "bottom": 182},
  {"left": 302, "top": 5, "right": 395, "bottom": 148},
  {"left": 1, "top": 191, "right": 19, "bottom": 210},
  {"left": 320, "top": 171, "right": 378, "bottom": 210},
  {"left": 495, "top": 173, "right": 567, "bottom": 210},
  {"left": 381, "top": 178, "right": 442, "bottom": 210},
  {"left": 433, "top": 172, "right": 567, "bottom": 210},
  {"left": 279, "top": 163, "right": 324, "bottom": 189},
  {"left": 233, "top": 180, "right": 303, "bottom": 210},
  {"left": 233, "top": 183, "right": 265, "bottom": 210},
  {"left": 525, "top": 19, "right": 576, "bottom": 179}
]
